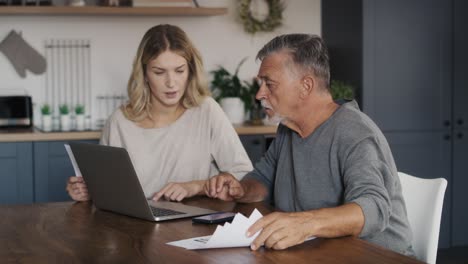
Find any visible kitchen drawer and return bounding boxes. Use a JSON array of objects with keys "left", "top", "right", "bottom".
[{"left": 0, "top": 142, "right": 17, "bottom": 158}]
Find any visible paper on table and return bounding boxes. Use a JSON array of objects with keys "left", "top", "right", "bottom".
[
  {"left": 167, "top": 208, "right": 263, "bottom": 250},
  {"left": 64, "top": 144, "right": 82, "bottom": 177}
]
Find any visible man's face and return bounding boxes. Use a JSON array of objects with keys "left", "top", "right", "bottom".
[{"left": 255, "top": 51, "right": 302, "bottom": 123}]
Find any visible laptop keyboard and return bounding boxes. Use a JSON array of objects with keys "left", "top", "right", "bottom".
[{"left": 150, "top": 206, "right": 185, "bottom": 217}]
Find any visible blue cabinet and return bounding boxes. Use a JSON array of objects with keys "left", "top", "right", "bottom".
[
  {"left": 34, "top": 140, "right": 99, "bottom": 203},
  {"left": 1, "top": 136, "right": 268, "bottom": 205},
  {"left": 363, "top": 0, "right": 453, "bottom": 245},
  {"left": 0, "top": 142, "right": 33, "bottom": 204},
  {"left": 322, "top": 0, "right": 468, "bottom": 248},
  {"left": 1, "top": 135, "right": 271, "bottom": 204},
  {"left": 451, "top": 0, "right": 468, "bottom": 246},
  {"left": 240, "top": 135, "right": 267, "bottom": 165}
]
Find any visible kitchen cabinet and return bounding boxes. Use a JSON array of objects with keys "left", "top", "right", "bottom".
[
  {"left": 32, "top": 136, "right": 270, "bottom": 202},
  {"left": 0, "top": 142, "right": 33, "bottom": 204},
  {"left": 0, "top": 132, "right": 273, "bottom": 204},
  {"left": 240, "top": 135, "right": 267, "bottom": 165},
  {"left": 322, "top": 0, "right": 468, "bottom": 248},
  {"left": 451, "top": 0, "right": 468, "bottom": 246},
  {"left": 34, "top": 139, "right": 99, "bottom": 203}
]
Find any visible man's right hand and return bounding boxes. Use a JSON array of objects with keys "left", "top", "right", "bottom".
[
  {"left": 204, "top": 173, "right": 245, "bottom": 201},
  {"left": 66, "top": 176, "right": 90, "bottom": 202}
]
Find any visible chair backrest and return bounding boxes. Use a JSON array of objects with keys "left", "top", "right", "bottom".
[{"left": 398, "top": 172, "right": 447, "bottom": 264}]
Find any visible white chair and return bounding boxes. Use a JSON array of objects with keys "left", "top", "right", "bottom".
[{"left": 398, "top": 172, "right": 447, "bottom": 264}]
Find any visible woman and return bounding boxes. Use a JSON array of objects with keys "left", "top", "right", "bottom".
[{"left": 66, "top": 24, "right": 253, "bottom": 202}]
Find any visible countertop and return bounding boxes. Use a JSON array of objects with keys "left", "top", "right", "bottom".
[{"left": 0, "top": 125, "right": 277, "bottom": 143}]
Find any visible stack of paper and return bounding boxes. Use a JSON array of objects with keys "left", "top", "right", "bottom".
[
  {"left": 132, "top": 0, "right": 194, "bottom": 7},
  {"left": 167, "top": 209, "right": 263, "bottom": 250}
]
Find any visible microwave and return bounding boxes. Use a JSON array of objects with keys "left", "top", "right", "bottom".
[{"left": 0, "top": 96, "right": 33, "bottom": 128}]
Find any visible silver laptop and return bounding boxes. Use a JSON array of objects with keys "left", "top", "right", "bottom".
[{"left": 68, "top": 142, "right": 217, "bottom": 222}]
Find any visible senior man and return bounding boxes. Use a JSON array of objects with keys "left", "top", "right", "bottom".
[{"left": 205, "top": 34, "right": 414, "bottom": 257}]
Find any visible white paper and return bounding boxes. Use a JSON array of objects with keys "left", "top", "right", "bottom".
[
  {"left": 64, "top": 144, "right": 82, "bottom": 177},
  {"left": 167, "top": 209, "right": 263, "bottom": 250}
]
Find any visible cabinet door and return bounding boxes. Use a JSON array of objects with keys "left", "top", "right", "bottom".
[
  {"left": 34, "top": 140, "right": 99, "bottom": 203},
  {"left": 0, "top": 142, "right": 33, "bottom": 204},
  {"left": 452, "top": 0, "right": 468, "bottom": 247},
  {"left": 363, "top": 0, "right": 452, "bottom": 131},
  {"left": 240, "top": 135, "right": 266, "bottom": 165},
  {"left": 453, "top": 0, "right": 468, "bottom": 131},
  {"left": 452, "top": 129, "right": 468, "bottom": 246},
  {"left": 384, "top": 131, "right": 451, "bottom": 248}
]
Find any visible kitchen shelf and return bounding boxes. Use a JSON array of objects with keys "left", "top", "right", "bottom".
[{"left": 0, "top": 6, "right": 227, "bottom": 16}]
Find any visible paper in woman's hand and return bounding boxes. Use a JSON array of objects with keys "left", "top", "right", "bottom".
[{"left": 64, "top": 144, "right": 82, "bottom": 177}]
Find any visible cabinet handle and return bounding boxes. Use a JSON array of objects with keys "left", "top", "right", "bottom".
[
  {"left": 444, "top": 134, "right": 451, "bottom": 140},
  {"left": 457, "top": 119, "right": 464, "bottom": 126},
  {"left": 444, "top": 120, "right": 451, "bottom": 127},
  {"left": 457, "top": 132, "right": 464, "bottom": 139}
]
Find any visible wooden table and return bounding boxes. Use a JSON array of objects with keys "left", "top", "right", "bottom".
[{"left": 0, "top": 197, "right": 423, "bottom": 264}]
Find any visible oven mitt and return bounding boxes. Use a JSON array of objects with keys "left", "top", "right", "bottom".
[{"left": 0, "top": 30, "right": 46, "bottom": 78}]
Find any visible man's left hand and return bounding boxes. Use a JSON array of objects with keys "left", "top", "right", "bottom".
[{"left": 247, "top": 211, "right": 314, "bottom": 250}]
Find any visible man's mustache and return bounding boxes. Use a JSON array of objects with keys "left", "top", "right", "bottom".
[{"left": 261, "top": 100, "right": 272, "bottom": 109}]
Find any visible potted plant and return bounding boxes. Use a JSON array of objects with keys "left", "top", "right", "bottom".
[
  {"left": 74, "top": 104, "right": 85, "bottom": 131},
  {"left": 243, "top": 77, "right": 263, "bottom": 125},
  {"left": 59, "top": 104, "right": 71, "bottom": 131},
  {"left": 211, "top": 57, "right": 250, "bottom": 124},
  {"left": 330, "top": 80, "right": 355, "bottom": 100},
  {"left": 40, "top": 103, "right": 52, "bottom": 132}
]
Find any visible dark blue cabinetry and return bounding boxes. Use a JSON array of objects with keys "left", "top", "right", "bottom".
[
  {"left": 34, "top": 140, "right": 99, "bottom": 203},
  {"left": 322, "top": 0, "right": 468, "bottom": 248},
  {"left": 240, "top": 135, "right": 267, "bottom": 165},
  {"left": 0, "top": 142, "right": 33, "bottom": 204},
  {"left": 0, "top": 136, "right": 267, "bottom": 205},
  {"left": 451, "top": 0, "right": 468, "bottom": 246}
]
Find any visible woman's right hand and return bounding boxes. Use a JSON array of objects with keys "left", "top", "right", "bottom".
[{"left": 66, "top": 176, "right": 90, "bottom": 202}]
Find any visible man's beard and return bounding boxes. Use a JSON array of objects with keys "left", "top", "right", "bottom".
[{"left": 261, "top": 100, "right": 286, "bottom": 124}]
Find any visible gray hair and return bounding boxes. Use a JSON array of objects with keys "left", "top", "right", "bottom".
[{"left": 256, "top": 34, "right": 330, "bottom": 87}]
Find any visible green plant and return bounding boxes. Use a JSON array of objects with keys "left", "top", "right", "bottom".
[
  {"left": 211, "top": 57, "right": 251, "bottom": 111},
  {"left": 243, "top": 77, "right": 261, "bottom": 113},
  {"left": 59, "top": 104, "right": 69, "bottom": 115},
  {"left": 330, "top": 80, "right": 355, "bottom": 100},
  {"left": 41, "top": 104, "right": 51, "bottom": 115},
  {"left": 75, "top": 104, "right": 85, "bottom": 115}
]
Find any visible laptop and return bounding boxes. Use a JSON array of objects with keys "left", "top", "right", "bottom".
[{"left": 68, "top": 142, "right": 218, "bottom": 222}]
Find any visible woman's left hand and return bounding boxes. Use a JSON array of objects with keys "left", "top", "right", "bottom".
[{"left": 152, "top": 180, "right": 205, "bottom": 202}]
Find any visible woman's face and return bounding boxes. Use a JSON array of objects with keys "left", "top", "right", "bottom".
[{"left": 145, "top": 50, "right": 189, "bottom": 108}]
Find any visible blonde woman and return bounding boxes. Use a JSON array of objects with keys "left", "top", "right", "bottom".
[{"left": 66, "top": 24, "right": 253, "bottom": 202}]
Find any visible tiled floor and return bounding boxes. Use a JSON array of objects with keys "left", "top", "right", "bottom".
[{"left": 437, "top": 247, "right": 468, "bottom": 264}]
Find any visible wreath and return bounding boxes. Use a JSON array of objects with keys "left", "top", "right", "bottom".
[{"left": 239, "top": 0, "right": 285, "bottom": 34}]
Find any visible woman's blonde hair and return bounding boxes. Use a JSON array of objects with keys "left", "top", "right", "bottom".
[{"left": 122, "top": 24, "right": 210, "bottom": 121}]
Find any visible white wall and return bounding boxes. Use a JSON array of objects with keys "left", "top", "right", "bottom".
[{"left": 0, "top": 0, "right": 321, "bottom": 125}]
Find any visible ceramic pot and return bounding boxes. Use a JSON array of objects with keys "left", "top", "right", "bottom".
[
  {"left": 42, "top": 114, "right": 52, "bottom": 132},
  {"left": 60, "top": 114, "right": 71, "bottom": 131},
  {"left": 75, "top": 114, "right": 85, "bottom": 131},
  {"left": 220, "top": 97, "right": 245, "bottom": 124}
]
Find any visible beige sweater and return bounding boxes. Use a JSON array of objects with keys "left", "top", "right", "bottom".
[{"left": 100, "top": 97, "right": 253, "bottom": 198}]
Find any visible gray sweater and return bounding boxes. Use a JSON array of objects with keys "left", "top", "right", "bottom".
[{"left": 245, "top": 100, "right": 414, "bottom": 256}]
